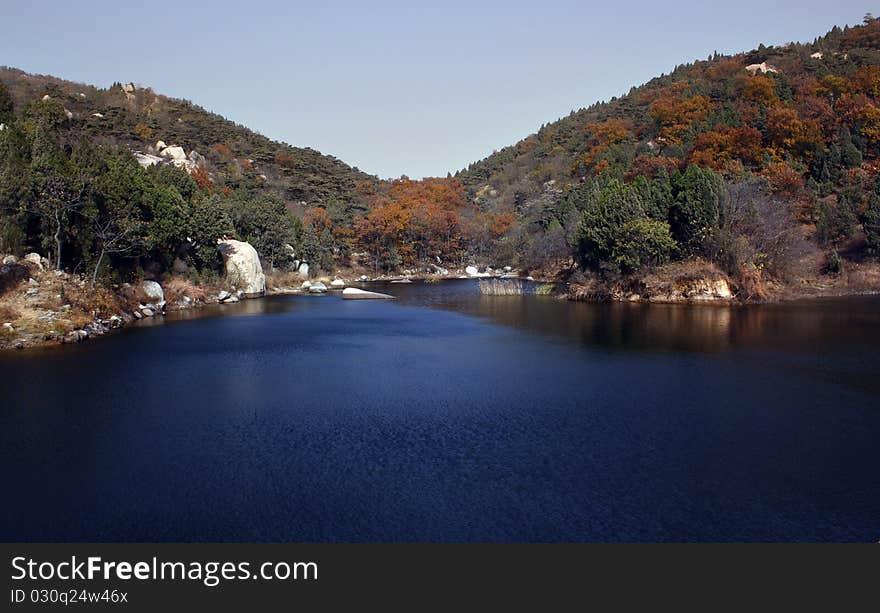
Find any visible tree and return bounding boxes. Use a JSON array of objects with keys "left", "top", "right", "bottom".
[
  {"left": 0, "top": 82, "right": 13, "bottom": 125},
  {"left": 862, "top": 182, "right": 880, "bottom": 255},
  {"left": 189, "top": 195, "right": 234, "bottom": 270},
  {"left": 611, "top": 218, "right": 677, "bottom": 272},
  {"left": 669, "top": 165, "right": 728, "bottom": 256},
  {"left": 23, "top": 98, "right": 85, "bottom": 270}
]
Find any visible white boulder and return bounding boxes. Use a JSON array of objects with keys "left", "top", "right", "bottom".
[
  {"left": 23, "top": 253, "right": 43, "bottom": 270},
  {"left": 141, "top": 280, "right": 165, "bottom": 309},
  {"left": 134, "top": 152, "right": 163, "bottom": 168},
  {"left": 297, "top": 262, "right": 309, "bottom": 278},
  {"left": 2, "top": 255, "right": 17, "bottom": 265},
  {"left": 465, "top": 265, "right": 479, "bottom": 277},
  {"left": 745, "top": 61, "right": 779, "bottom": 74},
  {"left": 217, "top": 239, "right": 266, "bottom": 297},
  {"left": 330, "top": 279, "right": 346, "bottom": 289},
  {"left": 309, "top": 282, "right": 328, "bottom": 293},
  {"left": 161, "top": 145, "right": 187, "bottom": 161},
  {"left": 342, "top": 288, "right": 394, "bottom": 300}
]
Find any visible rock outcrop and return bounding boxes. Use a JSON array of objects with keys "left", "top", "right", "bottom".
[{"left": 217, "top": 239, "right": 266, "bottom": 297}]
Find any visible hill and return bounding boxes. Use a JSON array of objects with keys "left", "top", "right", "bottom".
[
  {"left": 0, "top": 66, "right": 375, "bottom": 207},
  {"left": 454, "top": 16, "right": 880, "bottom": 294}
]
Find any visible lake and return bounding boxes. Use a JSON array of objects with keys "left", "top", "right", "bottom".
[{"left": 1, "top": 280, "right": 878, "bottom": 541}]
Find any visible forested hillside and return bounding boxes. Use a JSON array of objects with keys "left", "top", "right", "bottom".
[
  {"left": 456, "top": 16, "right": 880, "bottom": 292},
  {"left": 2, "top": 17, "right": 880, "bottom": 299}
]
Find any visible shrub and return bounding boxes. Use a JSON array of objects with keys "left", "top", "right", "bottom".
[{"left": 611, "top": 218, "right": 678, "bottom": 273}]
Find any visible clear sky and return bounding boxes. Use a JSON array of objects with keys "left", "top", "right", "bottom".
[{"left": 0, "top": 1, "right": 872, "bottom": 178}]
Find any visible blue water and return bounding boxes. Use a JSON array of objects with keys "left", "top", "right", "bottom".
[{"left": 1, "top": 280, "right": 878, "bottom": 541}]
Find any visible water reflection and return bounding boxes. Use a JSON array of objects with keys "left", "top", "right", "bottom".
[{"left": 376, "top": 279, "right": 880, "bottom": 356}]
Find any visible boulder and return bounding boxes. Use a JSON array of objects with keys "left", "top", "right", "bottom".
[
  {"left": 465, "top": 265, "right": 479, "bottom": 277},
  {"left": 217, "top": 239, "right": 266, "bottom": 297},
  {"left": 160, "top": 145, "right": 187, "bottom": 161},
  {"left": 142, "top": 280, "right": 165, "bottom": 308},
  {"left": 23, "top": 253, "right": 43, "bottom": 270},
  {"left": 217, "top": 290, "right": 231, "bottom": 302},
  {"left": 330, "top": 279, "right": 346, "bottom": 289},
  {"left": 309, "top": 282, "right": 328, "bottom": 293},
  {"left": 140, "top": 307, "right": 155, "bottom": 317},
  {"left": 155, "top": 140, "right": 167, "bottom": 151},
  {"left": 134, "top": 152, "right": 163, "bottom": 168},
  {"left": 359, "top": 275, "right": 369, "bottom": 282},
  {"left": 297, "top": 262, "right": 310, "bottom": 278},
  {"left": 2, "top": 255, "right": 17, "bottom": 265},
  {"left": 300, "top": 280, "right": 311, "bottom": 289},
  {"left": 65, "top": 330, "right": 89, "bottom": 343},
  {"left": 342, "top": 288, "right": 395, "bottom": 300},
  {"left": 223, "top": 294, "right": 240, "bottom": 304},
  {"left": 189, "top": 150, "right": 205, "bottom": 164}
]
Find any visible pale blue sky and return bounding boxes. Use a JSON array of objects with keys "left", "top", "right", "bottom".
[{"left": 0, "top": 1, "right": 872, "bottom": 178}]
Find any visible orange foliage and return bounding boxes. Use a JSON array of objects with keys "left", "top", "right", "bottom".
[
  {"left": 766, "top": 106, "right": 805, "bottom": 150},
  {"left": 857, "top": 103, "right": 880, "bottom": 144},
  {"left": 354, "top": 177, "right": 499, "bottom": 269},
  {"left": 625, "top": 155, "right": 683, "bottom": 180},
  {"left": 576, "top": 118, "right": 633, "bottom": 171},
  {"left": 191, "top": 165, "right": 213, "bottom": 193},
  {"left": 649, "top": 93, "right": 713, "bottom": 144},
  {"left": 740, "top": 74, "right": 778, "bottom": 106},
  {"left": 212, "top": 143, "right": 233, "bottom": 160},
  {"left": 763, "top": 162, "right": 805, "bottom": 199},
  {"left": 854, "top": 65, "right": 880, "bottom": 97},
  {"left": 304, "top": 206, "right": 333, "bottom": 234},
  {"left": 274, "top": 151, "right": 295, "bottom": 168},
  {"left": 690, "top": 126, "right": 763, "bottom": 169}
]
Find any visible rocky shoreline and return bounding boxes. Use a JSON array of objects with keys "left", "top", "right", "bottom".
[{"left": 3, "top": 248, "right": 878, "bottom": 351}]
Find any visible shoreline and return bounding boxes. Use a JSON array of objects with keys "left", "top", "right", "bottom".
[{"left": 0, "top": 263, "right": 880, "bottom": 351}]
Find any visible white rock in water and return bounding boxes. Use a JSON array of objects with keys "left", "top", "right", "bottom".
[
  {"left": 342, "top": 287, "right": 395, "bottom": 300},
  {"left": 359, "top": 275, "right": 369, "bottom": 282},
  {"left": 217, "top": 239, "right": 266, "bottom": 297},
  {"left": 142, "top": 280, "right": 165, "bottom": 308},
  {"left": 309, "top": 282, "right": 327, "bottom": 293},
  {"left": 23, "top": 253, "right": 43, "bottom": 270},
  {"left": 217, "top": 290, "right": 231, "bottom": 302},
  {"left": 330, "top": 279, "right": 346, "bottom": 288},
  {"left": 223, "top": 294, "right": 240, "bottom": 303},
  {"left": 140, "top": 307, "right": 155, "bottom": 317},
  {"left": 161, "top": 145, "right": 187, "bottom": 161},
  {"left": 390, "top": 279, "right": 412, "bottom": 284},
  {"left": 465, "top": 265, "right": 479, "bottom": 276}
]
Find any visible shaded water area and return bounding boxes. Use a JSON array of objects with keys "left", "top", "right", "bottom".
[{"left": 1, "top": 280, "right": 878, "bottom": 541}]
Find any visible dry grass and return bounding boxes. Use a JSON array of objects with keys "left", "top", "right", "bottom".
[
  {"left": 0, "top": 304, "right": 20, "bottom": 321},
  {"left": 264, "top": 270, "right": 304, "bottom": 290},
  {"left": 163, "top": 276, "right": 209, "bottom": 304}
]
